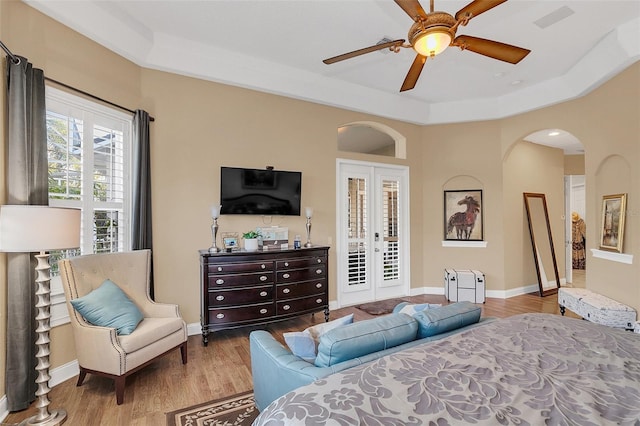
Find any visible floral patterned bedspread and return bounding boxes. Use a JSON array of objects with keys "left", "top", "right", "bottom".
[{"left": 253, "top": 313, "right": 640, "bottom": 425}]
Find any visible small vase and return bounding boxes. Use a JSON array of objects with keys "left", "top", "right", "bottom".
[{"left": 244, "top": 238, "right": 259, "bottom": 252}]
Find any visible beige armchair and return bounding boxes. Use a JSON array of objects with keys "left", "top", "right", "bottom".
[{"left": 59, "top": 249, "right": 187, "bottom": 405}]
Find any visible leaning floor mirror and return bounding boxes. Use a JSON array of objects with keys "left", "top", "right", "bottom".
[{"left": 523, "top": 192, "right": 561, "bottom": 296}]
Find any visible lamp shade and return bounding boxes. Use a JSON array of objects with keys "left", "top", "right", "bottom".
[
  {"left": 413, "top": 29, "right": 452, "bottom": 57},
  {"left": 0, "top": 205, "right": 81, "bottom": 252}
]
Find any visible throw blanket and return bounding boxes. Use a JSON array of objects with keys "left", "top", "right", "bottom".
[{"left": 254, "top": 313, "right": 640, "bottom": 425}]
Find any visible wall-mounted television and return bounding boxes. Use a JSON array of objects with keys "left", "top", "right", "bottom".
[{"left": 220, "top": 167, "right": 302, "bottom": 216}]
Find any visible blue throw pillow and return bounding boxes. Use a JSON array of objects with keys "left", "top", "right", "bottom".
[
  {"left": 70, "top": 279, "right": 143, "bottom": 335},
  {"left": 283, "top": 314, "right": 354, "bottom": 363},
  {"left": 413, "top": 301, "right": 481, "bottom": 338},
  {"left": 282, "top": 331, "right": 317, "bottom": 362},
  {"left": 392, "top": 302, "right": 442, "bottom": 316}
]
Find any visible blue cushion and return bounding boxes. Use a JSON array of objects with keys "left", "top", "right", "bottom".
[
  {"left": 283, "top": 314, "right": 354, "bottom": 363},
  {"left": 282, "top": 332, "right": 317, "bottom": 362},
  {"left": 392, "top": 302, "right": 442, "bottom": 316},
  {"left": 413, "top": 301, "right": 481, "bottom": 338},
  {"left": 314, "top": 314, "right": 418, "bottom": 368},
  {"left": 70, "top": 279, "right": 143, "bottom": 335}
]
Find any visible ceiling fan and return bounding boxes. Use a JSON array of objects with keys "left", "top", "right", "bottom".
[{"left": 323, "top": 0, "right": 531, "bottom": 92}]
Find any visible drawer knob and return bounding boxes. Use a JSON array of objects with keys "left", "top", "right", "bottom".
[
  {"left": 260, "top": 291, "right": 268, "bottom": 297},
  {"left": 282, "top": 288, "right": 290, "bottom": 294},
  {"left": 283, "top": 273, "right": 290, "bottom": 279},
  {"left": 260, "top": 275, "right": 268, "bottom": 282},
  {"left": 315, "top": 283, "right": 322, "bottom": 289},
  {"left": 261, "top": 264, "right": 266, "bottom": 269},
  {"left": 283, "top": 305, "right": 290, "bottom": 311},
  {"left": 316, "top": 298, "right": 322, "bottom": 304},
  {"left": 284, "top": 262, "right": 289, "bottom": 267},
  {"left": 315, "top": 269, "right": 322, "bottom": 274},
  {"left": 216, "top": 313, "right": 225, "bottom": 319},
  {"left": 317, "top": 259, "right": 322, "bottom": 263},
  {"left": 216, "top": 295, "right": 225, "bottom": 301},
  {"left": 216, "top": 279, "right": 224, "bottom": 285},
  {"left": 217, "top": 266, "right": 223, "bottom": 272},
  {"left": 260, "top": 308, "right": 268, "bottom": 314}
]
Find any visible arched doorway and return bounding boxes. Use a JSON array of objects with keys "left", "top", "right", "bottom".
[{"left": 524, "top": 129, "right": 585, "bottom": 287}]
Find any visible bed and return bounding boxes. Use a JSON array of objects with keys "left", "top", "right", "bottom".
[{"left": 253, "top": 313, "right": 640, "bottom": 425}]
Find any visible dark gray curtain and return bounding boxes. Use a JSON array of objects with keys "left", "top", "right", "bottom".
[
  {"left": 132, "top": 109, "right": 154, "bottom": 298},
  {"left": 5, "top": 56, "right": 48, "bottom": 411}
]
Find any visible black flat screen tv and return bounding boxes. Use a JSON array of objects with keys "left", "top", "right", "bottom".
[{"left": 220, "top": 167, "right": 302, "bottom": 215}]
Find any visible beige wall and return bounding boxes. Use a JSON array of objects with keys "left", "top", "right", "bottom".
[
  {"left": 565, "top": 154, "right": 585, "bottom": 175},
  {"left": 420, "top": 121, "right": 506, "bottom": 291},
  {"left": 1, "top": 0, "right": 639, "bottom": 403},
  {"left": 139, "top": 68, "right": 424, "bottom": 323}
]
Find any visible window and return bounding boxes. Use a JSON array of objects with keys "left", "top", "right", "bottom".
[{"left": 46, "top": 87, "right": 133, "bottom": 325}]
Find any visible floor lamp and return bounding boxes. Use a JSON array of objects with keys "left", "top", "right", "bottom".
[{"left": 0, "top": 205, "right": 81, "bottom": 426}]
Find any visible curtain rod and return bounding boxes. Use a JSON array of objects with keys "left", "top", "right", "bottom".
[
  {"left": 45, "top": 77, "right": 155, "bottom": 122},
  {"left": 1, "top": 40, "right": 20, "bottom": 64},
  {"left": 1, "top": 39, "right": 155, "bottom": 122}
]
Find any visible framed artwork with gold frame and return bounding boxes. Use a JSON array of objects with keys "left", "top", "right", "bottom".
[{"left": 599, "top": 193, "right": 626, "bottom": 253}]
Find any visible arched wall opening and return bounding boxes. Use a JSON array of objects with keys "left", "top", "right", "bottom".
[{"left": 337, "top": 121, "right": 407, "bottom": 159}]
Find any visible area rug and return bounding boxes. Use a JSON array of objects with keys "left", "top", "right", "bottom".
[
  {"left": 355, "top": 297, "right": 412, "bottom": 315},
  {"left": 166, "top": 391, "right": 258, "bottom": 426}
]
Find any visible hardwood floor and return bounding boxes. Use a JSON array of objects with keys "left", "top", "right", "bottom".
[{"left": 4, "top": 291, "right": 578, "bottom": 426}]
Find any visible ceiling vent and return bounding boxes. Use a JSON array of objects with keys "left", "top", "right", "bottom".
[{"left": 534, "top": 6, "right": 575, "bottom": 29}]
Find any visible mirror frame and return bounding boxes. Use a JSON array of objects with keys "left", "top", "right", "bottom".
[{"left": 523, "top": 192, "right": 561, "bottom": 297}]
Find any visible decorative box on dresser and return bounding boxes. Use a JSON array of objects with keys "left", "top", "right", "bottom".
[{"left": 199, "top": 246, "right": 330, "bottom": 346}]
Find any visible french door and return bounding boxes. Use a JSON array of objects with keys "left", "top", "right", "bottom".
[{"left": 336, "top": 160, "right": 410, "bottom": 307}]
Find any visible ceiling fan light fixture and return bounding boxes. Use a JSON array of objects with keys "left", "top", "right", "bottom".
[{"left": 413, "top": 28, "right": 452, "bottom": 57}]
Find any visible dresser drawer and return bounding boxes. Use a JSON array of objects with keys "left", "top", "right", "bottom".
[
  {"left": 277, "top": 280, "right": 325, "bottom": 299},
  {"left": 277, "top": 294, "right": 327, "bottom": 315},
  {"left": 208, "top": 271, "right": 273, "bottom": 288},
  {"left": 208, "top": 303, "right": 275, "bottom": 324},
  {"left": 277, "top": 256, "right": 326, "bottom": 270},
  {"left": 277, "top": 265, "right": 326, "bottom": 282},
  {"left": 208, "top": 261, "right": 273, "bottom": 274},
  {"left": 209, "top": 286, "right": 273, "bottom": 307}
]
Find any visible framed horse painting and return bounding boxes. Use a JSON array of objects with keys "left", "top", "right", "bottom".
[{"left": 444, "top": 190, "right": 483, "bottom": 241}]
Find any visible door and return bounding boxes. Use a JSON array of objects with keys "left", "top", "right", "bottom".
[
  {"left": 336, "top": 160, "right": 410, "bottom": 307},
  {"left": 564, "top": 175, "right": 586, "bottom": 284}
]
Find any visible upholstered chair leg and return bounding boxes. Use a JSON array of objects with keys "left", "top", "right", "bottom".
[
  {"left": 77, "top": 368, "right": 87, "bottom": 386},
  {"left": 115, "top": 376, "right": 126, "bottom": 405},
  {"left": 180, "top": 341, "right": 188, "bottom": 364}
]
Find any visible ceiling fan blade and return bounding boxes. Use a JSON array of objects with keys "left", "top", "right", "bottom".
[
  {"left": 455, "top": 0, "right": 508, "bottom": 21},
  {"left": 394, "top": 0, "right": 428, "bottom": 21},
  {"left": 453, "top": 35, "right": 530, "bottom": 64},
  {"left": 323, "top": 39, "right": 405, "bottom": 64},
  {"left": 400, "top": 54, "right": 427, "bottom": 92}
]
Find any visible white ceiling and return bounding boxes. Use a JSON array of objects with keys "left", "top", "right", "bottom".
[{"left": 25, "top": 0, "right": 639, "bottom": 152}]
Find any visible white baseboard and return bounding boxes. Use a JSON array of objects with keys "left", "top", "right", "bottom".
[
  {"left": 0, "top": 360, "right": 79, "bottom": 422},
  {"left": 0, "top": 395, "right": 7, "bottom": 423},
  {"left": 415, "top": 284, "right": 539, "bottom": 299}
]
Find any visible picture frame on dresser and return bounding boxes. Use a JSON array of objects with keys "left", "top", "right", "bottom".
[
  {"left": 599, "top": 193, "right": 626, "bottom": 253},
  {"left": 222, "top": 232, "right": 239, "bottom": 250},
  {"left": 444, "top": 189, "right": 483, "bottom": 241}
]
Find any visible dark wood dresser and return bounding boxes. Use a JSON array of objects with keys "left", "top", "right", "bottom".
[{"left": 199, "top": 246, "right": 330, "bottom": 346}]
